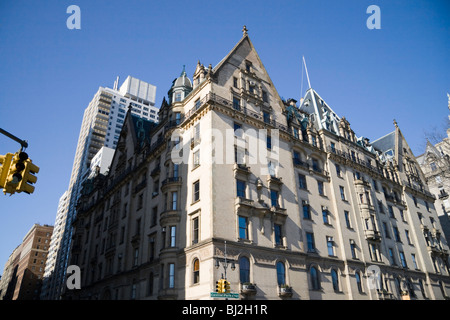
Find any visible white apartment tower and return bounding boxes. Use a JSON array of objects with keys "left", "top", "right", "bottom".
[{"left": 40, "top": 76, "right": 158, "bottom": 300}]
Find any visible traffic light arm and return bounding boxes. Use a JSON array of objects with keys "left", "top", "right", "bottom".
[{"left": 0, "top": 128, "right": 28, "bottom": 151}]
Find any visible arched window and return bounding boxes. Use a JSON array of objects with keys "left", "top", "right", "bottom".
[
  {"left": 193, "top": 259, "right": 200, "bottom": 284},
  {"left": 310, "top": 266, "right": 320, "bottom": 290},
  {"left": 331, "top": 269, "right": 339, "bottom": 292},
  {"left": 276, "top": 261, "right": 286, "bottom": 286},
  {"left": 355, "top": 271, "right": 363, "bottom": 293},
  {"left": 239, "top": 257, "right": 250, "bottom": 284}
]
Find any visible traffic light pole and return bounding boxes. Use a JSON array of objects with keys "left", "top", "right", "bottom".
[{"left": 0, "top": 128, "right": 28, "bottom": 151}]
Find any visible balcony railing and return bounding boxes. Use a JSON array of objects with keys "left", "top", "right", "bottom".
[
  {"left": 293, "top": 158, "right": 309, "bottom": 170},
  {"left": 364, "top": 229, "right": 381, "bottom": 241},
  {"left": 161, "top": 176, "right": 182, "bottom": 187}
]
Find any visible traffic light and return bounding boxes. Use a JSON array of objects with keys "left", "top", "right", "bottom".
[
  {"left": 4, "top": 152, "right": 28, "bottom": 195},
  {"left": 17, "top": 158, "right": 39, "bottom": 194},
  {"left": 216, "top": 279, "right": 224, "bottom": 293},
  {"left": 0, "top": 153, "right": 14, "bottom": 188},
  {"left": 224, "top": 280, "right": 230, "bottom": 293}
]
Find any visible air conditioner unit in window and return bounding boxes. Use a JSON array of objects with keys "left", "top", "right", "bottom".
[{"left": 322, "top": 206, "right": 328, "bottom": 211}]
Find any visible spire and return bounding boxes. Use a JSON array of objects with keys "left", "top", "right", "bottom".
[{"left": 181, "top": 64, "right": 186, "bottom": 77}]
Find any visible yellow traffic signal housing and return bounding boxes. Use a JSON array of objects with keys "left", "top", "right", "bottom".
[
  {"left": 0, "top": 153, "right": 14, "bottom": 188},
  {"left": 17, "top": 159, "right": 39, "bottom": 194},
  {"left": 224, "top": 280, "right": 231, "bottom": 293},
  {"left": 4, "top": 152, "right": 27, "bottom": 195},
  {"left": 215, "top": 279, "right": 224, "bottom": 293}
]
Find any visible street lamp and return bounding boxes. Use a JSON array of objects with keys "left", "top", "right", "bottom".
[{"left": 215, "top": 240, "right": 235, "bottom": 280}]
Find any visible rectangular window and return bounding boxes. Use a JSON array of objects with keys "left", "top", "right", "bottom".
[
  {"left": 388, "top": 248, "right": 396, "bottom": 265},
  {"left": 312, "top": 159, "right": 319, "bottom": 172},
  {"left": 306, "top": 232, "right": 315, "bottom": 252},
  {"left": 193, "top": 150, "right": 200, "bottom": 167},
  {"left": 393, "top": 227, "right": 401, "bottom": 242},
  {"left": 303, "top": 202, "right": 311, "bottom": 219},
  {"left": 262, "top": 90, "right": 268, "bottom": 102},
  {"left": 335, "top": 164, "right": 341, "bottom": 177},
  {"left": 350, "top": 240, "right": 357, "bottom": 259},
  {"left": 236, "top": 179, "right": 246, "bottom": 198},
  {"left": 274, "top": 224, "right": 283, "bottom": 246},
  {"left": 194, "top": 123, "right": 200, "bottom": 140},
  {"left": 400, "top": 251, "right": 407, "bottom": 268},
  {"left": 263, "top": 111, "right": 270, "bottom": 124},
  {"left": 411, "top": 254, "right": 418, "bottom": 269},
  {"left": 370, "top": 243, "right": 379, "bottom": 262},
  {"left": 327, "top": 237, "right": 335, "bottom": 256},
  {"left": 405, "top": 230, "right": 412, "bottom": 245},
  {"left": 293, "top": 127, "right": 299, "bottom": 139},
  {"left": 298, "top": 174, "right": 307, "bottom": 189},
  {"left": 318, "top": 181, "right": 324, "bottom": 195},
  {"left": 169, "top": 263, "right": 175, "bottom": 288},
  {"left": 383, "top": 222, "right": 390, "bottom": 238},
  {"left": 322, "top": 207, "right": 330, "bottom": 224},
  {"left": 170, "top": 226, "right": 176, "bottom": 247},
  {"left": 191, "top": 217, "right": 199, "bottom": 245},
  {"left": 234, "top": 122, "right": 243, "bottom": 137},
  {"left": 238, "top": 216, "right": 248, "bottom": 240},
  {"left": 372, "top": 179, "right": 378, "bottom": 191},
  {"left": 175, "top": 112, "right": 181, "bottom": 124},
  {"left": 193, "top": 180, "right": 200, "bottom": 202},
  {"left": 344, "top": 211, "right": 351, "bottom": 228},
  {"left": 388, "top": 205, "right": 395, "bottom": 218},
  {"left": 340, "top": 186, "right": 346, "bottom": 201},
  {"left": 173, "top": 164, "right": 179, "bottom": 178},
  {"left": 233, "top": 97, "right": 241, "bottom": 110},
  {"left": 245, "top": 61, "right": 252, "bottom": 72},
  {"left": 330, "top": 142, "right": 336, "bottom": 153},
  {"left": 234, "top": 147, "right": 245, "bottom": 165},
  {"left": 233, "top": 77, "right": 238, "bottom": 88},
  {"left": 378, "top": 200, "right": 384, "bottom": 214},
  {"left": 266, "top": 135, "right": 272, "bottom": 149},
  {"left": 171, "top": 192, "right": 178, "bottom": 211},
  {"left": 270, "top": 189, "right": 279, "bottom": 207}
]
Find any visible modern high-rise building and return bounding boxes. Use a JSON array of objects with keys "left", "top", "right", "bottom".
[
  {"left": 40, "top": 76, "right": 158, "bottom": 300},
  {"left": 65, "top": 28, "right": 450, "bottom": 300},
  {"left": 0, "top": 224, "right": 53, "bottom": 300}
]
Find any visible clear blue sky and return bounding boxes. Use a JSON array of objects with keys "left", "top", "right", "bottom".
[{"left": 0, "top": 0, "right": 449, "bottom": 272}]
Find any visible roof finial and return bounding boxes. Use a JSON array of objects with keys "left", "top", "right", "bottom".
[
  {"left": 242, "top": 25, "right": 248, "bottom": 36},
  {"left": 181, "top": 64, "right": 186, "bottom": 76},
  {"left": 393, "top": 119, "right": 398, "bottom": 128}
]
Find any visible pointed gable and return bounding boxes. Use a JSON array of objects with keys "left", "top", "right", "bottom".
[
  {"left": 108, "top": 108, "right": 157, "bottom": 177},
  {"left": 211, "top": 28, "right": 286, "bottom": 123}
]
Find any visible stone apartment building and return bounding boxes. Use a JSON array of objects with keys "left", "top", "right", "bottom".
[
  {"left": 64, "top": 28, "right": 450, "bottom": 300},
  {"left": 416, "top": 99, "right": 450, "bottom": 245}
]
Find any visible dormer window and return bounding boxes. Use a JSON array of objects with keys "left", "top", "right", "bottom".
[
  {"left": 245, "top": 62, "right": 251, "bottom": 72},
  {"left": 262, "top": 90, "right": 268, "bottom": 102},
  {"left": 175, "top": 92, "right": 182, "bottom": 102}
]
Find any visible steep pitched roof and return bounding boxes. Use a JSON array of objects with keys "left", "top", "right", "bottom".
[{"left": 212, "top": 27, "right": 285, "bottom": 110}]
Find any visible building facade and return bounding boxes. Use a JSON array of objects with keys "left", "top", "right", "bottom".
[
  {"left": 416, "top": 98, "right": 450, "bottom": 245},
  {"left": 65, "top": 29, "right": 450, "bottom": 300},
  {"left": 0, "top": 224, "right": 53, "bottom": 300},
  {"left": 41, "top": 76, "right": 158, "bottom": 300}
]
